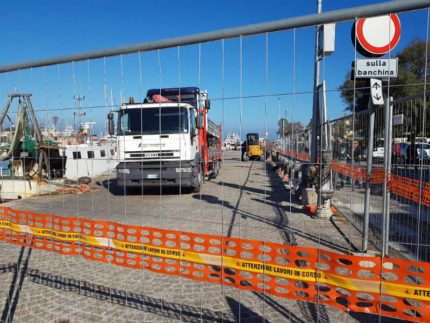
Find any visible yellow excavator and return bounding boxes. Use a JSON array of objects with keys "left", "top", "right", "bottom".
[{"left": 242, "top": 133, "right": 264, "bottom": 161}]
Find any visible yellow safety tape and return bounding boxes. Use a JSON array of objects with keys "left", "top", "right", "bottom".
[
  {"left": 0, "top": 221, "right": 103, "bottom": 246},
  {"left": 112, "top": 240, "right": 430, "bottom": 302},
  {"left": 2, "top": 220, "right": 430, "bottom": 301}
]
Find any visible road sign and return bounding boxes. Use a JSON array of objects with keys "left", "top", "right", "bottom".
[
  {"left": 264, "top": 131, "right": 269, "bottom": 137},
  {"left": 370, "top": 78, "right": 384, "bottom": 105},
  {"left": 278, "top": 118, "right": 287, "bottom": 128},
  {"left": 393, "top": 114, "right": 404, "bottom": 125},
  {"left": 355, "top": 58, "right": 398, "bottom": 78},
  {"left": 354, "top": 14, "right": 401, "bottom": 57}
]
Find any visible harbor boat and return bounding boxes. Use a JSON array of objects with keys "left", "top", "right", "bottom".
[
  {"left": 59, "top": 141, "right": 118, "bottom": 180},
  {"left": 57, "top": 121, "right": 118, "bottom": 180},
  {"left": 223, "top": 131, "right": 241, "bottom": 150},
  {"left": 0, "top": 94, "right": 118, "bottom": 200}
]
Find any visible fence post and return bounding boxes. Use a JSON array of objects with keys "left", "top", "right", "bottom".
[
  {"left": 310, "top": 0, "right": 322, "bottom": 166},
  {"left": 382, "top": 97, "right": 393, "bottom": 256},
  {"left": 362, "top": 103, "right": 375, "bottom": 253}
]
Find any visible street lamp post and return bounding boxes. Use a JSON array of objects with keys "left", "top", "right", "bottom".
[
  {"left": 278, "top": 97, "right": 282, "bottom": 139},
  {"left": 285, "top": 108, "right": 288, "bottom": 150}
]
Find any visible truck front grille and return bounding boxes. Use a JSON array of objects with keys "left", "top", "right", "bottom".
[{"left": 125, "top": 150, "right": 180, "bottom": 160}]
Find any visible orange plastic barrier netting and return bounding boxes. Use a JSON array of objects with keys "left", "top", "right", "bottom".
[
  {"left": 331, "top": 160, "right": 386, "bottom": 184},
  {"left": 268, "top": 147, "right": 429, "bottom": 206},
  {"left": 331, "top": 161, "right": 430, "bottom": 205},
  {"left": 268, "top": 146, "right": 311, "bottom": 162},
  {"left": 1, "top": 207, "right": 430, "bottom": 321},
  {"left": 390, "top": 174, "right": 430, "bottom": 207}
]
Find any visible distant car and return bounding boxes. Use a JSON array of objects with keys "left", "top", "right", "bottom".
[
  {"left": 416, "top": 143, "right": 430, "bottom": 161},
  {"left": 399, "top": 142, "right": 430, "bottom": 164},
  {"left": 372, "top": 141, "right": 384, "bottom": 160},
  {"left": 415, "top": 137, "right": 429, "bottom": 144}
]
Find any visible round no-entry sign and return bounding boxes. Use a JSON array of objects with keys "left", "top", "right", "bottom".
[
  {"left": 264, "top": 131, "right": 269, "bottom": 137},
  {"left": 354, "top": 14, "right": 401, "bottom": 57}
]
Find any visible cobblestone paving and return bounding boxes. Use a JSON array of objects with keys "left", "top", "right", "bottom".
[{"left": 0, "top": 151, "right": 400, "bottom": 322}]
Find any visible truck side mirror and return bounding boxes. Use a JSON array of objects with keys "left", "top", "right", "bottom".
[
  {"left": 107, "top": 112, "right": 115, "bottom": 136},
  {"left": 196, "top": 114, "right": 204, "bottom": 129},
  {"left": 205, "top": 99, "right": 211, "bottom": 110}
]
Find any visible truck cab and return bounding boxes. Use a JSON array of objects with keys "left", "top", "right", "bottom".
[{"left": 110, "top": 87, "right": 221, "bottom": 192}]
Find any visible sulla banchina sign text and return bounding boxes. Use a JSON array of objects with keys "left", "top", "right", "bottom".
[{"left": 355, "top": 58, "right": 398, "bottom": 78}]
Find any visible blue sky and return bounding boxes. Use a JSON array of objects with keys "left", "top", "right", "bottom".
[{"left": 0, "top": 0, "right": 428, "bottom": 139}]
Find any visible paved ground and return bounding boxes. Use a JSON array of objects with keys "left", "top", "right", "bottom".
[
  {"left": 0, "top": 151, "right": 401, "bottom": 322},
  {"left": 332, "top": 175, "right": 430, "bottom": 262}
]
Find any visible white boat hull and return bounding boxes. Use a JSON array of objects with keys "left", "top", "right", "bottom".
[
  {"left": 0, "top": 178, "right": 41, "bottom": 199},
  {"left": 61, "top": 143, "right": 118, "bottom": 180}
]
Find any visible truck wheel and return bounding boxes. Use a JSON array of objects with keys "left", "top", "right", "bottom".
[
  {"left": 193, "top": 166, "right": 204, "bottom": 192},
  {"left": 215, "top": 161, "right": 220, "bottom": 176},
  {"left": 211, "top": 161, "right": 219, "bottom": 179}
]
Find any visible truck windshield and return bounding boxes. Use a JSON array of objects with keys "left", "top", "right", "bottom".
[{"left": 118, "top": 107, "right": 189, "bottom": 135}]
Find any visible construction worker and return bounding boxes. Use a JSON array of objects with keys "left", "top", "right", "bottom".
[{"left": 241, "top": 140, "right": 247, "bottom": 161}]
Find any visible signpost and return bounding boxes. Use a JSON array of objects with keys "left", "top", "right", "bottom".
[
  {"left": 278, "top": 118, "right": 287, "bottom": 138},
  {"left": 370, "top": 78, "right": 384, "bottom": 105},
  {"left": 278, "top": 118, "right": 287, "bottom": 130},
  {"left": 393, "top": 114, "right": 404, "bottom": 125},
  {"left": 350, "top": 14, "right": 401, "bottom": 255},
  {"left": 355, "top": 58, "right": 398, "bottom": 78},
  {"left": 354, "top": 14, "right": 401, "bottom": 57}
]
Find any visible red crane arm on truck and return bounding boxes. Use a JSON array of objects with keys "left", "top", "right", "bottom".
[{"left": 197, "top": 106, "right": 222, "bottom": 176}]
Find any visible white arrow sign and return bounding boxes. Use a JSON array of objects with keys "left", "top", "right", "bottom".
[{"left": 370, "top": 78, "right": 384, "bottom": 105}]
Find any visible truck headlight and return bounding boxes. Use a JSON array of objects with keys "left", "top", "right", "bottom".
[
  {"left": 118, "top": 168, "right": 130, "bottom": 174},
  {"left": 176, "top": 167, "right": 192, "bottom": 173}
]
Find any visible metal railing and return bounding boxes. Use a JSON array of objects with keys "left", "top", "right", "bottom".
[{"left": 273, "top": 91, "right": 430, "bottom": 262}]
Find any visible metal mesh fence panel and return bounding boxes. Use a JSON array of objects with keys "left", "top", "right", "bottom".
[{"left": 0, "top": 2, "right": 430, "bottom": 322}]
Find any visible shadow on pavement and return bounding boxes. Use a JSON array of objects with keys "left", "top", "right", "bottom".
[
  {"left": 0, "top": 256, "right": 410, "bottom": 322},
  {"left": 192, "top": 161, "right": 255, "bottom": 237},
  {"left": 100, "top": 179, "right": 194, "bottom": 196},
  {"left": 226, "top": 296, "right": 268, "bottom": 322},
  {"left": 1, "top": 246, "right": 32, "bottom": 323},
  {"left": 14, "top": 267, "right": 235, "bottom": 322}
]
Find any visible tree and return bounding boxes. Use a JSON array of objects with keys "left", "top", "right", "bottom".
[
  {"left": 340, "top": 39, "right": 429, "bottom": 112},
  {"left": 277, "top": 121, "right": 304, "bottom": 136}
]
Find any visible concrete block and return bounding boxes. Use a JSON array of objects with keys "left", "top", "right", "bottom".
[{"left": 302, "top": 188, "right": 317, "bottom": 206}]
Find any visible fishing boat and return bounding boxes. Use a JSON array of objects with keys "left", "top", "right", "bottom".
[
  {"left": 0, "top": 94, "right": 118, "bottom": 200},
  {"left": 59, "top": 127, "right": 118, "bottom": 180}
]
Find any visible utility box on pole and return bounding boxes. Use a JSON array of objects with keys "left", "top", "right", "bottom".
[{"left": 319, "top": 24, "right": 336, "bottom": 56}]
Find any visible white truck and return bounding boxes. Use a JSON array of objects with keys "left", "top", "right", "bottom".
[{"left": 107, "top": 87, "right": 222, "bottom": 192}]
